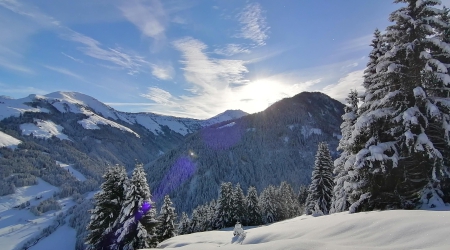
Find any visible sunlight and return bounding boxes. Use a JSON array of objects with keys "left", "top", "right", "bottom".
[{"left": 234, "top": 79, "right": 289, "bottom": 114}]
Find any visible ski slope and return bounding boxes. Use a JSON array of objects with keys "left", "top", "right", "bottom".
[{"left": 156, "top": 208, "right": 450, "bottom": 250}]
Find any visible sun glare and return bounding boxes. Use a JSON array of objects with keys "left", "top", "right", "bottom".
[{"left": 235, "top": 79, "right": 288, "bottom": 114}]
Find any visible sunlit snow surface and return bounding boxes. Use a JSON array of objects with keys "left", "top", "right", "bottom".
[
  {"left": 155, "top": 209, "right": 450, "bottom": 250},
  {"left": 20, "top": 119, "right": 70, "bottom": 140},
  {"left": 0, "top": 131, "right": 21, "bottom": 149},
  {"left": 56, "top": 161, "right": 87, "bottom": 181}
]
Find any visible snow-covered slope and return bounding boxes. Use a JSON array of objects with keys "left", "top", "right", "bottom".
[
  {"left": 20, "top": 119, "right": 70, "bottom": 140},
  {"left": 0, "top": 131, "right": 21, "bottom": 149},
  {"left": 156, "top": 209, "right": 450, "bottom": 250},
  {"left": 0, "top": 92, "right": 248, "bottom": 136}
]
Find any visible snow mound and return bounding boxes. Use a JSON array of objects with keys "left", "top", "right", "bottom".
[
  {"left": 0, "top": 131, "right": 21, "bottom": 149},
  {"left": 20, "top": 119, "right": 70, "bottom": 140},
  {"left": 156, "top": 209, "right": 450, "bottom": 250}
]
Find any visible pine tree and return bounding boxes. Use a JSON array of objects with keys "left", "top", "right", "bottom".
[
  {"left": 348, "top": 0, "right": 450, "bottom": 212},
  {"left": 259, "top": 185, "right": 279, "bottom": 223},
  {"left": 85, "top": 165, "right": 127, "bottom": 250},
  {"left": 305, "top": 142, "right": 334, "bottom": 215},
  {"left": 177, "top": 212, "right": 191, "bottom": 235},
  {"left": 330, "top": 90, "right": 359, "bottom": 213},
  {"left": 245, "top": 186, "right": 262, "bottom": 226},
  {"left": 231, "top": 183, "right": 246, "bottom": 224},
  {"left": 278, "top": 181, "right": 299, "bottom": 219},
  {"left": 113, "top": 164, "right": 158, "bottom": 250},
  {"left": 214, "top": 182, "right": 233, "bottom": 229},
  {"left": 157, "top": 195, "right": 177, "bottom": 242},
  {"left": 297, "top": 185, "right": 308, "bottom": 206}
]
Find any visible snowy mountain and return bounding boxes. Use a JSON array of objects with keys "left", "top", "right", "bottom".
[
  {"left": 146, "top": 92, "right": 345, "bottom": 212},
  {"left": 155, "top": 208, "right": 450, "bottom": 250}
]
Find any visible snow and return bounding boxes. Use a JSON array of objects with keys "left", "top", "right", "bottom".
[
  {"left": 20, "top": 119, "right": 70, "bottom": 140},
  {"left": 56, "top": 161, "right": 87, "bottom": 181},
  {"left": 78, "top": 109, "right": 140, "bottom": 138},
  {"left": 0, "top": 131, "right": 21, "bottom": 149},
  {"left": 0, "top": 95, "right": 49, "bottom": 120},
  {"left": 0, "top": 178, "right": 62, "bottom": 250},
  {"left": 30, "top": 224, "right": 76, "bottom": 250},
  {"left": 301, "top": 126, "right": 322, "bottom": 137},
  {"left": 218, "top": 122, "right": 236, "bottom": 129},
  {"left": 156, "top": 208, "right": 450, "bottom": 250},
  {"left": 202, "top": 110, "right": 248, "bottom": 127}
]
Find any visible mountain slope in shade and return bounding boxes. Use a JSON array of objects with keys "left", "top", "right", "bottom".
[{"left": 146, "top": 92, "right": 345, "bottom": 212}]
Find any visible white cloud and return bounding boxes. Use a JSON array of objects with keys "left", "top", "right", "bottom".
[
  {"left": 0, "top": 57, "right": 33, "bottom": 74},
  {"left": 64, "top": 31, "right": 147, "bottom": 75},
  {"left": 214, "top": 44, "right": 250, "bottom": 56},
  {"left": 237, "top": 3, "right": 269, "bottom": 46},
  {"left": 140, "top": 87, "right": 177, "bottom": 105},
  {"left": 172, "top": 37, "right": 248, "bottom": 94},
  {"left": 43, "top": 65, "right": 84, "bottom": 80},
  {"left": 151, "top": 63, "right": 174, "bottom": 80},
  {"left": 61, "top": 52, "right": 83, "bottom": 63},
  {"left": 119, "top": 0, "right": 166, "bottom": 41},
  {"left": 321, "top": 69, "right": 365, "bottom": 102}
]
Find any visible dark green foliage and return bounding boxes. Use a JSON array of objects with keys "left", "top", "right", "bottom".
[
  {"left": 245, "top": 186, "right": 262, "bottom": 226},
  {"left": 157, "top": 195, "right": 177, "bottom": 242}
]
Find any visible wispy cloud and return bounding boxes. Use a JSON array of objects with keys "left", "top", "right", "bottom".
[
  {"left": 0, "top": 57, "right": 34, "bottom": 74},
  {"left": 151, "top": 63, "right": 174, "bottom": 80},
  {"left": 119, "top": 0, "right": 166, "bottom": 41},
  {"left": 61, "top": 52, "right": 83, "bottom": 63},
  {"left": 173, "top": 37, "right": 248, "bottom": 93},
  {"left": 140, "top": 87, "right": 177, "bottom": 105},
  {"left": 43, "top": 65, "right": 84, "bottom": 80},
  {"left": 321, "top": 69, "right": 365, "bottom": 102},
  {"left": 237, "top": 3, "right": 269, "bottom": 46},
  {"left": 214, "top": 44, "right": 250, "bottom": 56},
  {"left": 63, "top": 31, "right": 148, "bottom": 75}
]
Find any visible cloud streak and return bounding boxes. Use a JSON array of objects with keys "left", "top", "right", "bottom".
[
  {"left": 43, "top": 65, "right": 84, "bottom": 80},
  {"left": 151, "top": 63, "right": 174, "bottom": 80},
  {"left": 237, "top": 3, "right": 269, "bottom": 46},
  {"left": 140, "top": 87, "right": 177, "bottom": 105}
]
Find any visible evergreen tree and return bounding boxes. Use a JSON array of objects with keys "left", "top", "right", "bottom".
[
  {"left": 245, "top": 186, "right": 262, "bottom": 226},
  {"left": 278, "top": 181, "right": 299, "bottom": 219},
  {"left": 259, "top": 185, "right": 279, "bottom": 223},
  {"left": 214, "top": 182, "right": 233, "bottom": 228},
  {"left": 177, "top": 212, "right": 191, "bottom": 235},
  {"left": 113, "top": 164, "right": 158, "bottom": 250},
  {"left": 305, "top": 142, "right": 334, "bottom": 215},
  {"left": 348, "top": 0, "right": 450, "bottom": 212},
  {"left": 85, "top": 165, "right": 127, "bottom": 250},
  {"left": 231, "top": 183, "right": 246, "bottom": 224},
  {"left": 297, "top": 185, "right": 308, "bottom": 206},
  {"left": 330, "top": 90, "right": 359, "bottom": 213},
  {"left": 157, "top": 195, "right": 177, "bottom": 242}
]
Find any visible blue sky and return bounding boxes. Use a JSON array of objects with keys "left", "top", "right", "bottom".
[{"left": 1, "top": 0, "right": 449, "bottom": 119}]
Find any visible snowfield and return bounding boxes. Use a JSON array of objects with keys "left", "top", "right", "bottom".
[
  {"left": 0, "top": 131, "right": 21, "bottom": 149},
  {"left": 20, "top": 119, "right": 70, "bottom": 140},
  {"left": 155, "top": 208, "right": 450, "bottom": 250}
]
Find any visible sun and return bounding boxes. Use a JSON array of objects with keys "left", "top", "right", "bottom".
[{"left": 236, "top": 79, "right": 287, "bottom": 113}]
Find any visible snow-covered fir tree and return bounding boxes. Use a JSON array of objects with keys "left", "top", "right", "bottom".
[
  {"left": 245, "top": 186, "right": 262, "bottom": 226},
  {"left": 85, "top": 165, "right": 127, "bottom": 250},
  {"left": 113, "top": 164, "right": 158, "bottom": 250},
  {"left": 330, "top": 90, "right": 359, "bottom": 214},
  {"left": 348, "top": 0, "right": 450, "bottom": 212},
  {"left": 177, "top": 212, "right": 191, "bottom": 235},
  {"left": 305, "top": 142, "right": 334, "bottom": 215},
  {"left": 231, "top": 183, "right": 246, "bottom": 224},
  {"left": 215, "top": 182, "right": 234, "bottom": 228},
  {"left": 278, "top": 181, "right": 299, "bottom": 219},
  {"left": 259, "top": 185, "right": 280, "bottom": 223},
  {"left": 157, "top": 195, "right": 177, "bottom": 243}
]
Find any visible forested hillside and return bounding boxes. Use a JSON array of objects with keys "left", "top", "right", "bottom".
[{"left": 145, "top": 92, "right": 345, "bottom": 212}]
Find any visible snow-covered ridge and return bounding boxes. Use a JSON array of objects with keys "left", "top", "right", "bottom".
[
  {"left": 156, "top": 209, "right": 450, "bottom": 250},
  {"left": 0, "top": 131, "right": 21, "bottom": 149},
  {"left": 20, "top": 119, "right": 70, "bottom": 140},
  {"left": 0, "top": 92, "right": 248, "bottom": 136}
]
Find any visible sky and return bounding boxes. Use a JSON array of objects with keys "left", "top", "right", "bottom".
[{"left": 1, "top": 0, "right": 450, "bottom": 119}]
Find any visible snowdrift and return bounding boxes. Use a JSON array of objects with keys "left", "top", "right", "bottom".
[{"left": 155, "top": 209, "right": 450, "bottom": 250}]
